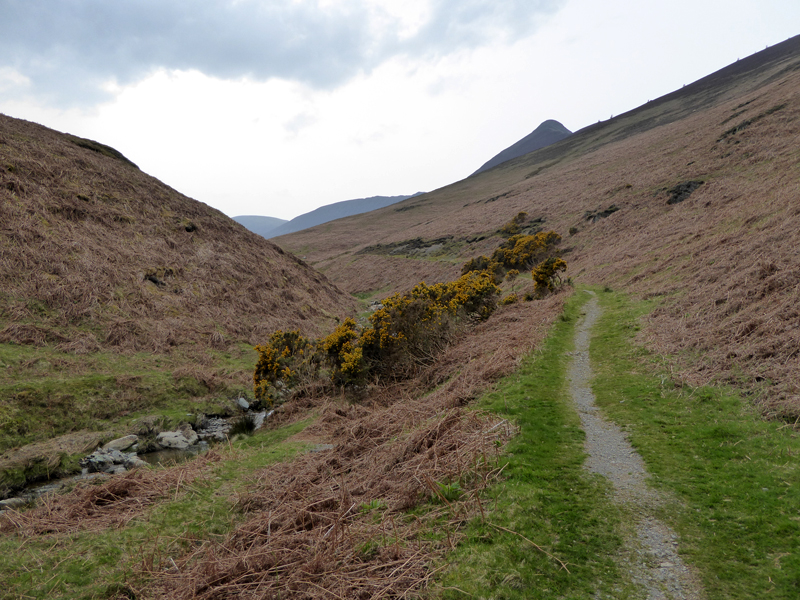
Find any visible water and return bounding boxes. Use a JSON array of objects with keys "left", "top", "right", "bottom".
[
  {"left": 6, "top": 442, "right": 209, "bottom": 506},
  {"left": 137, "top": 442, "right": 208, "bottom": 466}
]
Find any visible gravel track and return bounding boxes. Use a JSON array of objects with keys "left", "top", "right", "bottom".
[{"left": 568, "top": 292, "right": 704, "bottom": 599}]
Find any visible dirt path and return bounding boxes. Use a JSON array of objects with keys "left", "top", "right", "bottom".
[{"left": 569, "top": 292, "right": 704, "bottom": 599}]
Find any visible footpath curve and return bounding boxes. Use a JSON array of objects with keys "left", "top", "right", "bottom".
[{"left": 568, "top": 292, "right": 704, "bottom": 600}]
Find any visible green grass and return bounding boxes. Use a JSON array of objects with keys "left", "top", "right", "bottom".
[
  {"left": 440, "top": 287, "right": 800, "bottom": 598},
  {"left": 0, "top": 418, "right": 312, "bottom": 599},
  {"left": 0, "top": 342, "right": 257, "bottom": 452},
  {"left": 590, "top": 289, "right": 800, "bottom": 598},
  {"left": 437, "top": 290, "right": 637, "bottom": 599}
]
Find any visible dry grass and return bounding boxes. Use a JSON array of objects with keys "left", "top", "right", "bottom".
[
  {"left": 140, "top": 292, "right": 565, "bottom": 598},
  {"left": 0, "top": 292, "right": 565, "bottom": 598}
]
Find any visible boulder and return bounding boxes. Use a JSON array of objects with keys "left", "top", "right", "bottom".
[
  {"left": 156, "top": 431, "right": 193, "bottom": 450},
  {"left": 102, "top": 435, "right": 138, "bottom": 452},
  {"left": 124, "top": 455, "right": 148, "bottom": 470},
  {"left": 237, "top": 397, "right": 250, "bottom": 410},
  {"left": 177, "top": 424, "right": 198, "bottom": 446},
  {"left": 80, "top": 448, "right": 132, "bottom": 473}
]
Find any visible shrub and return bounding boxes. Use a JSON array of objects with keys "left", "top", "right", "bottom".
[
  {"left": 460, "top": 255, "right": 491, "bottom": 275},
  {"left": 498, "top": 211, "right": 528, "bottom": 237},
  {"left": 461, "top": 230, "right": 562, "bottom": 284},
  {"left": 321, "top": 318, "right": 367, "bottom": 385},
  {"left": 253, "top": 330, "right": 312, "bottom": 407},
  {"left": 491, "top": 231, "right": 561, "bottom": 271},
  {"left": 254, "top": 272, "right": 500, "bottom": 396},
  {"left": 362, "top": 271, "right": 499, "bottom": 376},
  {"left": 532, "top": 257, "right": 568, "bottom": 296},
  {"left": 500, "top": 293, "right": 518, "bottom": 305}
]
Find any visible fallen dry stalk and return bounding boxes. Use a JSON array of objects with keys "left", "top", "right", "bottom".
[{"left": 488, "top": 524, "right": 571, "bottom": 573}]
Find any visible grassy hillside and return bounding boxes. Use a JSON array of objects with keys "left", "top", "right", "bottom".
[
  {"left": 276, "top": 34, "right": 800, "bottom": 418},
  {"left": 0, "top": 115, "right": 356, "bottom": 455},
  {"left": 0, "top": 115, "right": 356, "bottom": 351}
]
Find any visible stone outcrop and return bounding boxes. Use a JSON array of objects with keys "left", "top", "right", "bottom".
[
  {"left": 156, "top": 430, "right": 195, "bottom": 450},
  {"left": 102, "top": 434, "right": 138, "bottom": 452},
  {"left": 80, "top": 448, "right": 139, "bottom": 474}
]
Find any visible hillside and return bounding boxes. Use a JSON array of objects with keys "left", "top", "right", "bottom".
[
  {"left": 472, "top": 119, "right": 572, "bottom": 175},
  {"left": 276, "top": 34, "right": 800, "bottom": 417},
  {"left": 267, "top": 193, "right": 421, "bottom": 238},
  {"left": 0, "top": 114, "right": 357, "bottom": 457},
  {"left": 3, "top": 35, "right": 800, "bottom": 600},
  {"left": 231, "top": 214, "right": 288, "bottom": 238},
  {"left": 0, "top": 114, "right": 356, "bottom": 353}
]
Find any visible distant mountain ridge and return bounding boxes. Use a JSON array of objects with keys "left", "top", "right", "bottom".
[
  {"left": 473, "top": 119, "right": 572, "bottom": 175},
  {"left": 232, "top": 215, "right": 288, "bottom": 238},
  {"left": 269, "top": 194, "right": 423, "bottom": 238}
]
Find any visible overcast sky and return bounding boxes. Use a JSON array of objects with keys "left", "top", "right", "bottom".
[{"left": 1, "top": 1, "right": 797, "bottom": 220}]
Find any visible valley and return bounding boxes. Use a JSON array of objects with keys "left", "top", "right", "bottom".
[{"left": 1, "top": 34, "right": 799, "bottom": 599}]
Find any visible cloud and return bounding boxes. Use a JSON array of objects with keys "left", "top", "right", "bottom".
[
  {"left": 0, "top": 0, "right": 562, "bottom": 106},
  {"left": 283, "top": 111, "right": 318, "bottom": 136}
]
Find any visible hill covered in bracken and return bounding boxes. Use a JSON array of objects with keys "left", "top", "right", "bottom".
[
  {"left": 276, "top": 34, "right": 800, "bottom": 418},
  {"left": 3, "top": 35, "right": 800, "bottom": 600},
  {"left": 0, "top": 115, "right": 356, "bottom": 354}
]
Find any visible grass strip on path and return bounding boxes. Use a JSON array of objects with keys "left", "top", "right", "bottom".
[
  {"left": 437, "top": 289, "right": 638, "bottom": 599},
  {"left": 591, "top": 289, "right": 800, "bottom": 599}
]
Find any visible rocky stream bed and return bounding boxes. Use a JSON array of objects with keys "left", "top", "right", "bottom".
[{"left": 0, "top": 404, "right": 272, "bottom": 511}]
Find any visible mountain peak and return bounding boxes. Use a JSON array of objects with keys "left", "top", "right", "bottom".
[{"left": 473, "top": 119, "right": 572, "bottom": 175}]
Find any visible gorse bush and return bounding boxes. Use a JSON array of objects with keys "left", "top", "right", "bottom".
[
  {"left": 253, "top": 330, "right": 312, "bottom": 407},
  {"left": 461, "top": 230, "right": 563, "bottom": 283},
  {"left": 362, "top": 271, "right": 499, "bottom": 375},
  {"left": 499, "top": 293, "right": 518, "bottom": 306},
  {"left": 321, "top": 317, "right": 367, "bottom": 385},
  {"left": 492, "top": 231, "right": 561, "bottom": 270},
  {"left": 254, "top": 217, "right": 566, "bottom": 403},
  {"left": 254, "top": 271, "right": 500, "bottom": 400},
  {"left": 461, "top": 255, "right": 505, "bottom": 283},
  {"left": 532, "top": 257, "right": 568, "bottom": 295},
  {"left": 498, "top": 211, "right": 528, "bottom": 237}
]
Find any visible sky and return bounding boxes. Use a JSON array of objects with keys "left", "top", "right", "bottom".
[{"left": 1, "top": 1, "right": 798, "bottom": 221}]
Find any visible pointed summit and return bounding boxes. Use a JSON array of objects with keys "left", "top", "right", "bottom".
[{"left": 473, "top": 119, "right": 571, "bottom": 175}]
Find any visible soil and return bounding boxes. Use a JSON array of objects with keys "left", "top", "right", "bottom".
[{"left": 569, "top": 292, "right": 705, "bottom": 599}]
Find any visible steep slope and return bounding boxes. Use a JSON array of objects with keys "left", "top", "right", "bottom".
[
  {"left": 275, "top": 34, "right": 800, "bottom": 416},
  {"left": 232, "top": 215, "right": 288, "bottom": 238},
  {"left": 473, "top": 119, "right": 572, "bottom": 175},
  {"left": 268, "top": 193, "right": 421, "bottom": 238},
  {"left": 0, "top": 114, "right": 356, "bottom": 354}
]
